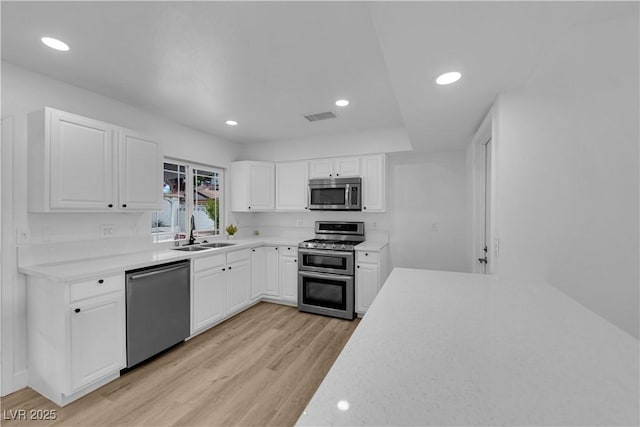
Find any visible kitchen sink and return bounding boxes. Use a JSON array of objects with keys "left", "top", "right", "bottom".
[
  {"left": 200, "top": 242, "right": 236, "bottom": 248},
  {"left": 172, "top": 245, "right": 210, "bottom": 252}
]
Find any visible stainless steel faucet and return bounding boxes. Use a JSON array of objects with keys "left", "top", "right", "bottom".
[{"left": 188, "top": 214, "right": 196, "bottom": 245}]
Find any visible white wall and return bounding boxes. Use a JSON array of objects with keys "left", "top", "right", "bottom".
[
  {"left": 492, "top": 15, "right": 639, "bottom": 337},
  {"left": 239, "top": 126, "right": 412, "bottom": 161},
  {"left": 0, "top": 62, "right": 241, "bottom": 394},
  {"left": 388, "top": 151, "right": 468, "bottom": 272}
]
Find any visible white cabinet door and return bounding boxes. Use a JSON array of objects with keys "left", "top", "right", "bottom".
[
  {"left": 265, "top": 246, "right": 280, "bottom": 297},
  {"left": 361, "top": 154, "right": 386, "bottom": 212},
  {"left": 276, "top": 162, "right": 309, "bottom": 211},
  {"left": 249, "top": 163, "right": 275, "bottom": 210},
  {"left": 227, "top": 259, "right": 250, "bottom": 314},
  {"left": 308, "top": 159, "right": 334, "bottom": 178},
  {"left": 227, "top": 259, "right": 250, "bottom": 313},
  {"left": 69, "top": 292, "right": 125, "bottom": 392},
  {"left": 49, "top": 109, "right": 115, "bottom": 210},
  {"left": 356, "top": 262, "right": 379, "bottom": 313},
  {"left": 279, "top": 247, "right": 299, "bottom": 303},
  {"left": 335, "top": 156, "right": 360, "bottom": 177},
  {"left": 250, "top": 247, "right": 267, "bottom": 299},
  {"left": 118, "top": 129, "right": 163, "bottom": 211},
  {"left": 192, "top": 267, "right": 226, "bottom": 332},
  {"left": 230, "top": 161, "right": 275, "bottom": 212}
]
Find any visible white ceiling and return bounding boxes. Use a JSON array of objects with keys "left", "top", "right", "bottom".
[{"left": 2, "top": 1, "right": 636, "bottom": 151}]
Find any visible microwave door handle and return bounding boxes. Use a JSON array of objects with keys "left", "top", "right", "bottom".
[{"left": 345, "top": 184, "right": 350, "bottom": 207}]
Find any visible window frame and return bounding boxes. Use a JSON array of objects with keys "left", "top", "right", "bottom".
[{"left": 152, "top": 158, "right": 225, "bottom": 243}]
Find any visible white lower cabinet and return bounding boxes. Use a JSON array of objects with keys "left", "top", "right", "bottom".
[
  {"left": 355, "top": 246, "right": 390, "bottom": 315},
  {"left": 192, "top": 266, "right": 226, "bottom": 331},
  {"left": 191, "top": 249, "right": 251, "bottom": 334},
  {"left": 70, "top": 292, "right": 126, "bottom": 392},
  {"left": 27, "top": 273, "right": 126, "bottom": 406},
  {"left": 250, "top": 247, "right": 267, "bottom": 299},
  {"left": 264, "top": 245, "right": 280, "bottom": 297},
  {"left": 226, "top": 258, "right": 250, "bottom": 314},
  {"left": 279, "top": 246, "right": 299, "bottom": 303}
]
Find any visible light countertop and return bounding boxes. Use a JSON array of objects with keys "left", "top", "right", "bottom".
[
  {"left": 18, "top": 238, "right": 298, "bottom": 282},
  {"left": 297, "top": 268, "right": 639, "bottom": 426},
  {"left": 19, "top": 236, "right": 388, "bottom": 282}
]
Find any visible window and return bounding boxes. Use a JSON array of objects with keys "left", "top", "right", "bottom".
[{"left": 152, "top": 160, "right": 223, "bottom": 242}]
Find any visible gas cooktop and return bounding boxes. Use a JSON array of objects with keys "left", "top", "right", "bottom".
[{"left": 299, "top": 239, "right": 363, "bottom": 250}]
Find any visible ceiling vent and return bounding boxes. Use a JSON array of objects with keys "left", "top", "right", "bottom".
[{"left": 304, "top": 111, "right": 336, "bottom": 122}]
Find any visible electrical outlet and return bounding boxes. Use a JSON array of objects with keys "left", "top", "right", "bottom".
[
  {"left": 16, "top": 228, "right": 31, "bottom": 244},
  {"left": 431, "top": 222, "right": 439, "bottom": 232},
  {"left": 296, "top": 219, "right": 303, "bottom": 228},
  {"left": 371, "top": 222, "right": 377, "bottom": 229},
  {"left": 100, "top": 224, "right": 116, "bottom": 238}
]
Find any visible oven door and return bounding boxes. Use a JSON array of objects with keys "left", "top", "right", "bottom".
[
  {"left": 298, "top": 271, "right": 354, "bottom": 320},
  {"left": 298, "top": 248, "right": 354, "bottom": 275}
]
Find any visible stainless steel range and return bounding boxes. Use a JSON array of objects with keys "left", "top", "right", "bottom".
[{"left": 298, "top": 221, "right": 364, "bottom": 320}]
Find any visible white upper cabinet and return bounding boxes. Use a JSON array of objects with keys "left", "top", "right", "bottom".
[
  {"left": 361, "top": 154, "right": 386, "bottom": 212},
  {"left": 27, "top": 107, "right": 162, "bottom": 212},
  {"left": 276, "top": 161, "right": 309, "bottom": 211},
  {"left": 309, "top": 156, "right": 360, "bottom": 178},
  {"left": 335, "top": 157, "right": 361, "bottom": 177},
  {"left": 230, "top": 161, "right": 275, "bottom": 212},
  {"left": 118, "top": 129, "right": 163, "bottom": 210}
]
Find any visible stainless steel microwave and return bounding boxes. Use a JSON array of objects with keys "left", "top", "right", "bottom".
[{"left": 308, "top": 177, "right": 362, "bottom": 211}]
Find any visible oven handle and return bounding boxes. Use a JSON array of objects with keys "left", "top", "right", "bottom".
[
  {"left": 298, "top": 270, "right": 354, "bottom": 281},
  {"left": 299, "top": 248, "right": 354, "bottom": 257}
]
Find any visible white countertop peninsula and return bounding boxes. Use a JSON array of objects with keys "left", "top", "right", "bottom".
[{"left": 297, "top": 268, "right": 639, "bottom": 426}]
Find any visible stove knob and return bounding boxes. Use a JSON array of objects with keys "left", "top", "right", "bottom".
[
  {"left": 321, "top": 243, "right": 327, "bottom": 248},
  {"left": 341, "top": 244, "right": 346, "bottom": 249},
  {"left": 331, "top": 244, "right": 336, "bottom": 249}
]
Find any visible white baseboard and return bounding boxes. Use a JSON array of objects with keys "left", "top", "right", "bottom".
[{"left": 1, "top": 369, "right": 28, "bottom": 397}]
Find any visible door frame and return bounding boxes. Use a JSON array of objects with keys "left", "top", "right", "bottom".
[{"left": 470, "top": 107, "right": 498, "bottom": 274}]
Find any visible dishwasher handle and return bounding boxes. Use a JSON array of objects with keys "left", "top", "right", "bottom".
[{"left": 128, "top": 264, "right": 188, "bottom": 280}]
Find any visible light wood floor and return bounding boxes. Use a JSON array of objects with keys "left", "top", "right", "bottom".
[{"left": 1, "top": 302, "right": 360, "bottom": 427}]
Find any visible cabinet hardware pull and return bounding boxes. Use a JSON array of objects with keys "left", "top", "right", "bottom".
[
  {"left": 248, "top": 206, "right": 251, "bottom": 210},
  {"left": 252, "top": 249, "right": 255, "bottom": 252},
  {"left": 363, "top": 206, "right": 367, "bottom": 210},
  {"left": 222, "top": 268, "right": 226, "bottom": 271},
  {"left": 74, "top": 308, "right": 81, "bottom": 313},
  {"left": 294, "top": 260, "right": 297, "bottom": 263},
  {"left": 329, "top": 174, "right": 332, "bottom": 177},
  {"left": 122, "top": 204, "right": 127, "bottom": 208},
  {"left": 228, "top": 266, "right": 232, "bottom": 270},
  {"left": 108, "top": 204, "right": 113, "bottom": 208},
  {"left": 98, "top": 279, "right": 104, "bottom": 284},
  {"left": 336, "top": 173, "right": 340, "bottom": 176},
  {"left": 365, "top": 253, "right": 368, "bottom": 256},
  {"left": 357, "top": 265, "right": 360, "bottom": 268}
]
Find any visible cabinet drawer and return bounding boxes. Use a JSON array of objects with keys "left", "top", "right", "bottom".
[
  {"left": 357, "top": 251, "right": 379, "bottom": 263},
  {"left": 227, "top": 249, "right": 250, "bottom": 264},
  {"left": 278, "top": 246, "right": 298, "bottom": 256},
  {"left": 70, "top": 274, "right": 124, "bottom": 302},
  {"left": 193, "top": 254, "right": 226, "bottom": 272}
]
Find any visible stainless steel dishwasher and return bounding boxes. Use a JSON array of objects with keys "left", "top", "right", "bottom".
[{"left": 125, "top": 260, "right": 190, "bottom": 368}]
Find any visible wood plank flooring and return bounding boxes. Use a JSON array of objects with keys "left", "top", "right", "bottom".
[{"left": 1, "top": 302, "right": 360, "bottom": 427}]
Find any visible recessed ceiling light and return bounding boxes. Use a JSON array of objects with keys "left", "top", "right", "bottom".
[
  {"left": 225, "top": 120, "right": 238, "bottom": 126},
  {"left": 435, "top": 71, "right": 462, "bottom": 85},
  {"left": 336, "top": 400, "right": 350, "bottom": 411},
  {"left": 41, "top": 37, "right": 69, "bottom": 51},
  {"left": 335, "top": 99, "right": 350, "bottom": 107}
]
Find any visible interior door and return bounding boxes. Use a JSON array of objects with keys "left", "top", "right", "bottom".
[{"left": 480, "top": 138, "right": 492, "bottom": 273}]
